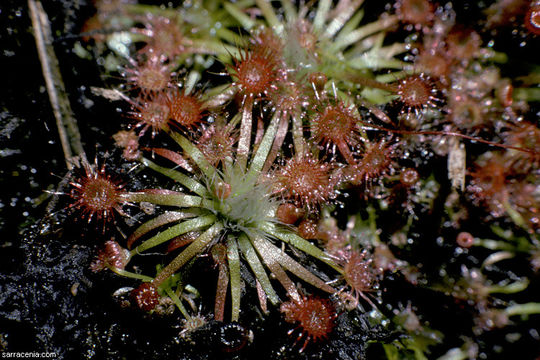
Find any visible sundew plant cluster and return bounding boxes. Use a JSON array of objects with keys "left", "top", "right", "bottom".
[{"left": 62, "top": 0, "right": 540, "bottom": 358}]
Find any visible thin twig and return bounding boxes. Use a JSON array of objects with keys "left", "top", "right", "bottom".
[{"left": 28, "top": 0, "right": 84, "bottom": 170}]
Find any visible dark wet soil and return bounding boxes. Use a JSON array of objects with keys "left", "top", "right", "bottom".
[{"left": 0, "top": 0, "right": 539, "bottom": 359}]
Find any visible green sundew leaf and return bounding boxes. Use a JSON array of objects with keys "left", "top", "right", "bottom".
[
  {"left": 237, "top": 234, "right": 280, "bottom": 305},
  {"left": 224, "top": 2, "right": 256, "bottom": 30},
  {"left": 331, "top": 15, "right": 398, "bottom": 52},
  {"left": 157, "top": 269, "right": 191, "bottom": 318},
  {"left": 141, "top": 157, "right": 208, "bottom": 196},
  {"left": 505, "top": 302, "right": 540, "bottom": 316},
  {"left": 153, "top": 222, "right": 224, "bottom": 287},
  {"left": 482, "top": 49, "right": 508, "bottom": 63},
  {"left": 360, "top": 87, "right": 393, "bottom": 105},
  {"left": 324, "top": 1, "right": 364, "bottom": 39},
  {"left": 474, "top": 238, "right": 514, "bottom": 251},
  {"left": 382, "top": 343, "right": 401, "bottom": 360},
  {"left": 128, "top": 211, "right": 197, "bottom": 249},
  {"left": 233, "top": 0, "right": 257, "bottom": 8},
  {"left": 368, "top": 32, "right": 385, "bottom": 52},
  {"left": 334, "top": 8, "right": 365, "bottom": 43},
  {"left": 184, "top": 71, "right": 200, "bottom": 95},
  {"left": 348, "top": 55, "right": 406, "bottom": 70},
  {"left": 254, "top": 235, "right": 335, "bottom": 294},
  {"left": 261, "top": 113, "right": 289, "bottom": 174},
  {"left": 375, "top": 70, "right": 414, "bottom": 83},
  {"left": 255, "top": 0, "right": 284, "bottom": 34},
  {"left": 164, "top": 287, "right": 191, "bottom": 319},
  {"left": 247, "top": 112, "right": 280, "bottom": 179},
  {"left": 412, "top": 347, "right": 429, "bottom": 360},
  {"left": 190, "top": 38, "right": 240, "bottom": 58},
  {"left": 202, "top": 84, "right": 237, "bottom": 108},
  {"left": 109, "top": 267, "right": 153, "bottom": 282},
  {"left": 213, "top": 26, "right": 243, "bottom": 46},
  {"left": 377, "top": 42, "right": 409, "bottom": 59},
  {"left": 503, "top": 200, "right": 527, "bottom": 229},
  {"left": 481, "top": 251, "right": 515, "bottom": 268},
  {"left": 155, "top": 266, "right": 182, "bottom": 292},
  {"left": 214, "top": 253, "right": 229, "bottom": 322},
  {"left": 236, "top": 97, "right": 254, "bottom": 172},
  {"left": 227, "top": 236, "right": 241, "bottom": 321},
  {"left": 490, "top": 225, "right": 514, "bottom": 240},
  {"left": 259, "top": 222, "right": 342, "bottom": 273},
  {"left": 279, "top": 0, "right": 296, "bottom": 23},
  {"left": 169, "top": 132, "right": 214, "bottom": 179},
  {"left": 313, "top": 0, "right": 331, "bottom": 33},
  {"left": 386, "top": 322, "right": 443, "bottom": 360},
  {"left": 249, "top": 234, "right": 301, "bottom": 302},
  {"left": 123, "top": 191, "right": 202, "bottom": 208},
  {"left": 488, "top": 279, "right": 529, "bottom": 294},
  {"left": 131, "top": 215, "right": 216, "bottom": 255}
]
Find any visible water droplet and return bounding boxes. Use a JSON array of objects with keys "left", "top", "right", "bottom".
[{"left": 439, "top": 269, "right": 447, "bottom": 277}]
